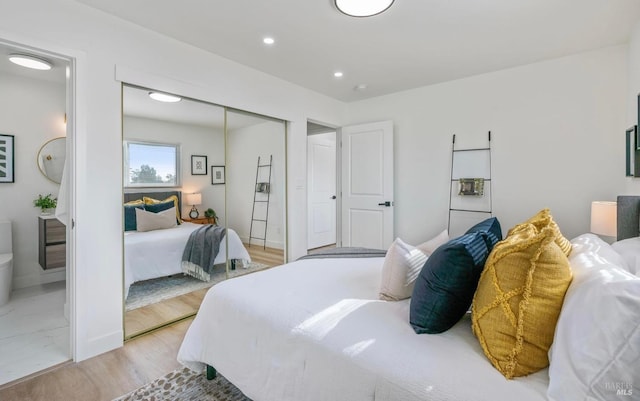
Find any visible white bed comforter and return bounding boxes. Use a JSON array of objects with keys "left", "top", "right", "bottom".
[
  {"left": 124, "top": 222, "right": 250, "bottom": 298},
  {"left": 178, "top": 257, "right": 549, "bottom": 401}
]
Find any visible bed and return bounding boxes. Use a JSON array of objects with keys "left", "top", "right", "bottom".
[
  {"left": 177, "top": 197, "right": 640, "bottom": 401},
  {"left": 123, "top": 191, "right": 251, "bottom": 298}
]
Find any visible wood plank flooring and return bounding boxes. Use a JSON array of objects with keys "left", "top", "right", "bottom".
[
  {"left": 0, "top": 317, "right": 193, "bottom": 401},
  {"left": 124, "top": 244, "right": 284, "bottom": 339}
]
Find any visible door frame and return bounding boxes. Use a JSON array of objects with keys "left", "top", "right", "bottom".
[
  {"left": 0, "top": 34, "right": 80, "bottom": 362},
  {"left": 306, "top": 120, "right": 341, "bottom": 248}
]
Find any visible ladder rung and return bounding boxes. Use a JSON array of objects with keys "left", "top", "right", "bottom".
[
  {"left": 449, "top": 209, "right": 492, "bottom": 213},
  {"left": 254, "top": 200, "right": 268, "bottom": 202},
  {"left": 250, "top": 236, "right": 266, "bottom": 240},
  {"left": 451, "top": 179, "right": 491, "bottom": 181},
  {"left": 258, "top": 164, "right": 271, "bottom": 167},
  {"left": 452, "top": 147, "right": 490, "bottom": 152},
  {"left": 252, "top": 219, "right": 267, "bottom": 222}
]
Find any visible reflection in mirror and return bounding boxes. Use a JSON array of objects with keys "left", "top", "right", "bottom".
[
  {"left": 122, "top": 84, "right": 227, "bottom": 339},
  {"left": 121, "top": 85, "right": 287, "bottom": 340},
  {"left": 226, "top": 109, "right": 286, "bottom": 268},
  {"left": 37, "top": 137, "right": 66, "bottom": 184}
]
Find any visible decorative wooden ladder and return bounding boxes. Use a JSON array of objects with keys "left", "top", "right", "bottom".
[
  {"left": 447, "top": 132, "right": 493, "bottom": 236},
  {"left": 249, "top": 155, "right": 272, "bottom": 249}
]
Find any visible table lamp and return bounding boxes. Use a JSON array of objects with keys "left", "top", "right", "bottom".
[
  {"left": 185, "top": 193, "right": 202, "bottom": 219},
  {"left": 590, "top": 201, "right": 617, "bottom": 239}
]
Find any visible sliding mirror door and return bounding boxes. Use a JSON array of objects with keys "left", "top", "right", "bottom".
[
  {"left": 225, "top": 109, "right": 286, "bottom": 269},
  {"left": 122, "top": 84, "right": 228, "bottom": 339}
]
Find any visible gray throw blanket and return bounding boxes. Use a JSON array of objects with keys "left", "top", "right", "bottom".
[
  {"left": 297, "top": 247, "right": 386, "bottom": 261},
  {"left": 181, "top": 225, "right": 226, "bottom": 282}
]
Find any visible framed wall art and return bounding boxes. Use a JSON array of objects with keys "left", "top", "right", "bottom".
[
  {"left": 211, "top": 165, "right": 225, "bottom": 185},
  {"left": 191, "top": 155, "right": 207, "bottom": 175},
  {"left": 0, "top": 134, "right": 15, "bottom": 183}
]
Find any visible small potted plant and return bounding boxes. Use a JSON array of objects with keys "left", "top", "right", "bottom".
[
  {"left": 204, "top": 208, "right": 217, "bottom": 224},
  {"left": 34, "top": 193, "right": 57, "bottom": 215}
]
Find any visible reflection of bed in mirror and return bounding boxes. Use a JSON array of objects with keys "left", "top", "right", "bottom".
[{"left": 123, "top": 191, "right": 250, "bottom": 299}]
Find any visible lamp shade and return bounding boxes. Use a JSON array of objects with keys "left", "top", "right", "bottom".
[
  {"left": 185, "top": 193, "right": 202, "bottom": 206},
  {"left": 590, "top": 201, "right": 617, "bottom": 237}
]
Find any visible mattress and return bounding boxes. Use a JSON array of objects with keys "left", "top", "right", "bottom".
[
  {"left": 124, "top": 222, "right": 250, "bottom": 298},
  {"left": 178, "top": 257, "right": 549, "bottom": 401}
]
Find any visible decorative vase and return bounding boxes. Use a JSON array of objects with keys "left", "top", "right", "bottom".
[{"left": 41, "top": 208, "right": 54, "bottom": 216}]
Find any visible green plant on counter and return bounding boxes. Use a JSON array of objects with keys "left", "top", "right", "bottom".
[{"left": 33, "top": 193, "right": 57, "bottom": 212}]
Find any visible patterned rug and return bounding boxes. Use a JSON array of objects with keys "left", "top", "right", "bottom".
[
  {"left": 113, "top": 367, "right": 251, "bottom": 401},
  {"left": 125, "top": 261, "right": 269, "bottom": 311}
]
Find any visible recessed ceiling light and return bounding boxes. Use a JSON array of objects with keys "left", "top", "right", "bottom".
[
  {"left": 334, "top": 71, "right": 344, "bottom": 78},
  {"left": 148, "top": 92, "right": 182, "bottom": 103},
  {"left": 8, "top": 53, "right": 52, "bottom": 70},
  {"left": 263, "top": 37, "right": 275, "bottom": 45},
  {"left": 335, "top": 0, "right": 394, "bottom": 17}
]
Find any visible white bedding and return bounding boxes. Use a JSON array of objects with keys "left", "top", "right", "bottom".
[
  {"left": 178, "top": 257, "right": 549, "bottom": 401},
  {"left": 124, "top": 222, "right": 250, "bottom": 298}
]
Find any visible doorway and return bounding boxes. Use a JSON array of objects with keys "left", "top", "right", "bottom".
[
  {"left": 307, "top": 121, "right": 337, "bottom": 251},
  {"left": 0, "top": 40, "right": 74, "bottom": 385}
]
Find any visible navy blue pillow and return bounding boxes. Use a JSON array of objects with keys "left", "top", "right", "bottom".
[
  {"left": 410, "top": 217, "right": 502, "bottom": 334},
  {"left": 465, "top": 217, "right": 502, "bottom": 246},
  {"left": 124, "top": 204, "right": 144, "bottom": 232}
]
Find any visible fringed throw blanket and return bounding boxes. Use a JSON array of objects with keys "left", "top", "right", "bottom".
[{"left": 181, "top": 225, "right": 227, "bottom": 282}]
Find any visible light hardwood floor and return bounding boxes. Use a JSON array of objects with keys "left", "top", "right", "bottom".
[
  {"left": 124, "top": 244, "right": 285, "bottom": 339},
  {"left": 0, "top": 317, "right": 193, "bottom": 401}
]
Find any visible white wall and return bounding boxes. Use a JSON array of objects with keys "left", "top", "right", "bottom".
[
  {"left": 0, "top": 72, "right": 66, "bottom": 289},
  {"left": 346, "top": 45, "right": 628, "bottom": 244},
  {"left": 0, "top": 0, "right": 345, "bottom": 361},
  {"left": 123, "top": 116, "right": 225, "bottom": 218},
  {"left": 227, "top": 121, "right": 286, "bottom": 249}
]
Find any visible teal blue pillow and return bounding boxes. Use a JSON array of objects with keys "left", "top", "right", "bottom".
[
  {"left": 124, "top": 204, "right": 144, "bottom": 232},
  {"left": 410, "top": 217, "right": 502, "bottom": 334},
  {"left": 144, "top": 200, "right": 174, "bottom": 213}
]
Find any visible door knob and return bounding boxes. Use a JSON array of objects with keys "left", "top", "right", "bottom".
[
  {"left": 331, "top": 195, "right": 337, "bottom": 199},
  {"left": 378, "top": 201, "right": 392, "bottom": 207}
]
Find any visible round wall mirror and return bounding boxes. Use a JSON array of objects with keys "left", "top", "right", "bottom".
[{"left": 37, "top": 137, "right": 66, "bottom": 184}]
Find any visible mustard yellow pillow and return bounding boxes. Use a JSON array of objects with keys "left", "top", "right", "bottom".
[
  {"left": 508, "top": 208, "right": 572, "bottom": 256},
  {"left": 143, "top": 195, "right": 182, "bottom": 223},
  {"left": 471, "top": 223, "right": 572, "bottom": 379},
  {"left": 124, "top": 198, "right": 144, "bottom": 206}
]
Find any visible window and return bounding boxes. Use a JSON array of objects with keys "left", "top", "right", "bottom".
[{"left": 124, "top": 140, "right": 180, "bottom": 187}]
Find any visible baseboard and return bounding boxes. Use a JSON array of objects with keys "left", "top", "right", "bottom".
[
  {"left": 76, "top": 329, "right": 123, "bottom": 362},
  {"left": 13, "top": 268, "right": 66, "bottom": 290},
  {"left": 239, "top": 235, "right": 283, "bottom": 250}
]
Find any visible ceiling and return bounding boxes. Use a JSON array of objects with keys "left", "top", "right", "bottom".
[
  {"left": 0, "top": 43, "right": 67, "bottom": 85},
  {"left": 76, "top": 0, "right": 640, "bottom": 102}
]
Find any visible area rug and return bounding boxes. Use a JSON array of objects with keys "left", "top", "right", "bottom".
[
  {"left": 113, "top": 367, "right": 251, "bottom": 401},
  {"left": 125, "top": 261, "right": 269, "bottom": 311}
]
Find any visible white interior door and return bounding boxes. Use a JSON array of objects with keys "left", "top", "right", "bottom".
[
  {"left": 307, "top": 132, "right": 336, "bottom": 249},
  {"left": 341, "top": 120, "right": 393, "bottom": 249}
]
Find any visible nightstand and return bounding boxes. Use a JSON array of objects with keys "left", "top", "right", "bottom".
[{"left": 183, "top": 216, "right": 216, "bottom": 225}]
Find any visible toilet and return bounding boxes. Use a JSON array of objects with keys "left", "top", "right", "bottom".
[{"left": 0, "top": 220, "right": 13, "bottom": 307}]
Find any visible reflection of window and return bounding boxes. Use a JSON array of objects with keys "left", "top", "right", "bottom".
[{"left": 124, "top": 140, "right": 180, "bottom": 187}]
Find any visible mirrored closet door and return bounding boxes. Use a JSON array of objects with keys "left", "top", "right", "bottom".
[
  {"left": 122, "top": 84, "right": 287, "bottom": 340},
  {"left": 225, "top": 109, "right": 286, "bottom": 268}
]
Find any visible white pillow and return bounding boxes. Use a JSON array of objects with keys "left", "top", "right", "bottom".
[
  {"left": 135, "top": 207, "right": 177, "bottom": 232},
  {"left": 415, "top": 229, "right": 449, "bottom": 255},
  {"left": 547, "top": 234, "right": 640, "bottom": 400},
  {"left": 612, "top": 237, "right": 640, "bottom": 276},
  {"left": 379, "top": 231, "right": 449, "bottom": 301}
]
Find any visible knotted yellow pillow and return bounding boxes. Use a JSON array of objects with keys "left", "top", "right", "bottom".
[
  {"left": 471, "top": 223, "right": 572, "bottom": 379},
  {"left": 508, "top": 208, "right": 572, "bottom": 256}
]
